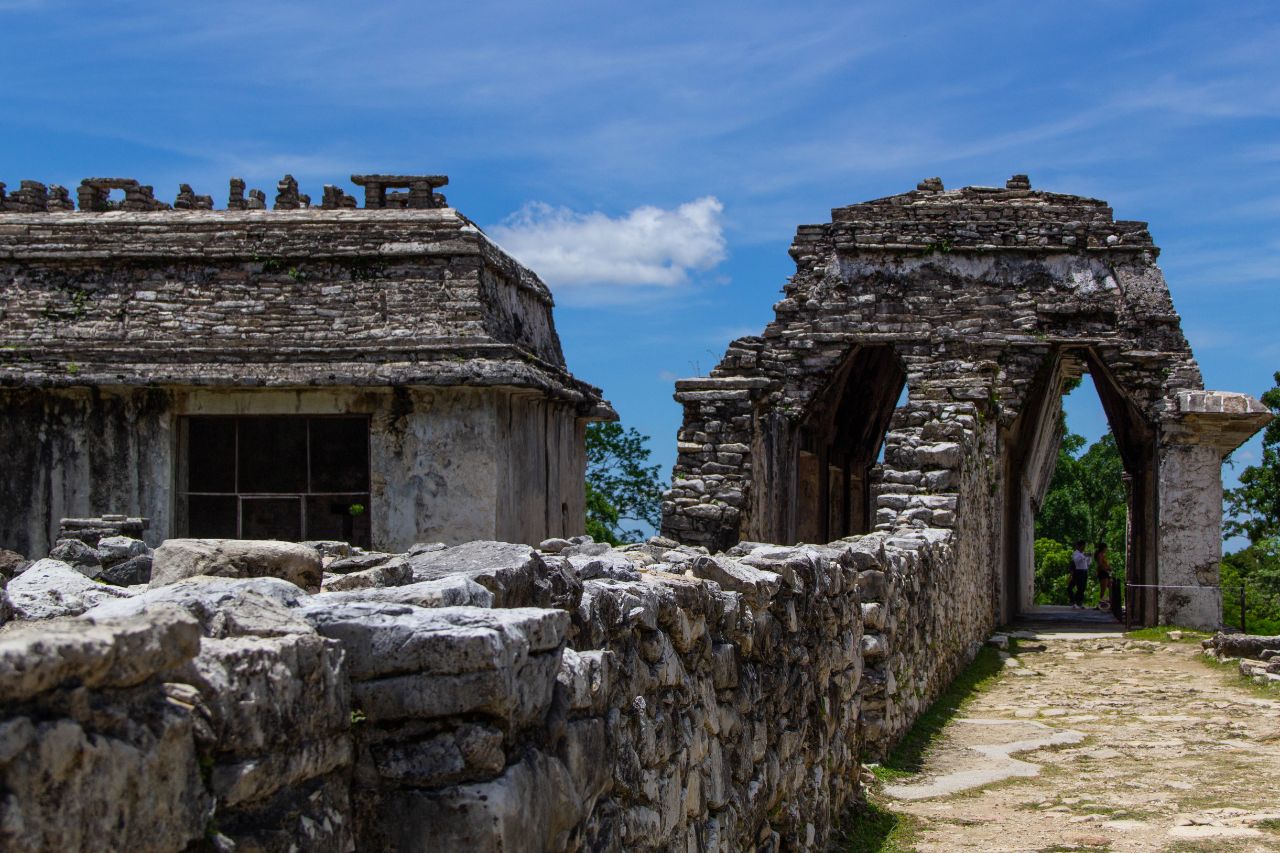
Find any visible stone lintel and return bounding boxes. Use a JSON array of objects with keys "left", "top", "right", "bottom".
[
  {"left": 673, "top": 376, "right": 774, "bottom": 393},
  {"left": 1171, "top": 390, "right": 1272, "bottom": 452}
]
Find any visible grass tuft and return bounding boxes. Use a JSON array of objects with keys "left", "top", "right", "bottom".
[
  {"left": 837, "top": 800, "right": 921, "bottom": 853},
  {"left": 875, "top": 644, "right": 1006, "bottom": 779}
]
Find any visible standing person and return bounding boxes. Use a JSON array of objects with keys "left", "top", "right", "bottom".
[
  {"left": 1094, "top": 541, "right": 1112, "bottom": 611},
  {"left": 1068, "top": 540, "right": 1090, "bottom": 609}
]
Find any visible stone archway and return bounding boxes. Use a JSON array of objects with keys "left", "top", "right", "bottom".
[
  {"left": 1001, "top": 347, "right": 1159, "bottom": 624},
  {"left": 664, "top": 176, "right": 1272, "bottom": 629}
]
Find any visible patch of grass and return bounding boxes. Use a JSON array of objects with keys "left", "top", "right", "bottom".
[
  {"left": 1125, "top": 626, "right": 1210, "bottom": 643},
  {"left": 876, "top": 644, "right": 1006, "bottom": 778},
  {"left": 837, "top": 799, "right": 921, "bottom": 853},
  {"left": 1200, "top": 653, "right": 1280, "bottom": 699}
]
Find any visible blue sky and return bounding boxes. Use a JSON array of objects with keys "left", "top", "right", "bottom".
[{"left": 3, "top": 0, "right": 1277, "bottom": 534}]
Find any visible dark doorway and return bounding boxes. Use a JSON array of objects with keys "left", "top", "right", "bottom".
[
  {"left": 179, "top": 415, "right": 371, "bottom": 547},
  {"left": 1003, "top": 350, "right": 1156, "bottom": 626},
  {"left": 792, "top": 345, "right": 907, "bottom": 543}
]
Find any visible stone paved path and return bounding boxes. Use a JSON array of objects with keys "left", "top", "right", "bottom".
[{"left": 881, "top": 629, "right": 1280, "bottom": 852}]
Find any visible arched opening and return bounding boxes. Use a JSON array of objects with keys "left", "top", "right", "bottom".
[
  {"left": 789, "top": 345, "right": 906, "bottom": 544},
  {"left": 1003, "top": 349, "right": 1157, "bottom": 625}
]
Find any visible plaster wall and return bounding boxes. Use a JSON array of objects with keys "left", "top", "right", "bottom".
[{"left": 2, "top": 385, "right": 587, "bottom": 556}]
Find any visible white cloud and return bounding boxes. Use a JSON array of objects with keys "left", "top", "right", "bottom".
[{"left": 488, "top": 197, "right": 726, "bottom": 292}]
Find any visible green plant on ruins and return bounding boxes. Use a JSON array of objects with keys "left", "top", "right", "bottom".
[
  {"left": 1221, "top": 371, "right": 1280, "bottom": 633},
  {"left": 584, "top": 421, "right": 665, "bottom": 545}
]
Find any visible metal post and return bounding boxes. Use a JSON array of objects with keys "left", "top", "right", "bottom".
[{"left": 1240, "top": 584, "right": 1247, "bottom": 635}]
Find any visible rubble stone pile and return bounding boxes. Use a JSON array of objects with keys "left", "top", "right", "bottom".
[{"left": 1203, "top": 632, "right": 1280, "bottom": 686}]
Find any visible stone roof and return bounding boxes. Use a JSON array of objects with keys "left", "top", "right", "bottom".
[
  {"left": 794, "top": 175, "right": 1156, "bottom": 256},
  {"left": 0, "top": 191, "right": 611, "bottom": 416}
]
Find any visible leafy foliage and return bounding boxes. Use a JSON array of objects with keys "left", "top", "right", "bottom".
[
  {"left": 1219, "top": 371, "right": 1280, "bottom": 632},
  {"left": 1033, "top": 430, "right": 1127, "bottom": 604},
  {"left": 584, "top": 421, "right": 665, "bottom": 545},
  {"left": 1224, "top": 370, "right": 1280, "bottom": 545},
  {"left": 1220, "top": 537, "right": 1280, "bottom": 635}
]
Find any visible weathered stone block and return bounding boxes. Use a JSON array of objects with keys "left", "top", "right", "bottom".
[
  {"left": 151, "top": 539, "right": 322, "bottom": 591},
  {"left": 6, "top": 558, "right": 134, "bottom": 620}
]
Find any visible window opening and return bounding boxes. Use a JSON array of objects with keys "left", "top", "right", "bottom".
[{"left": 181, "top": 415, "right": 371, "bottom": 547}]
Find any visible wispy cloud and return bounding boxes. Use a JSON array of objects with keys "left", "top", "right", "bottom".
[{"left": 488, "top": 197, "right": 727, "bottom": 298}]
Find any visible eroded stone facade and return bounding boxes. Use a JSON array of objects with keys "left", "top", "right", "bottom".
[
  {"left": 663, "top": 176, "right": 1271, "bottom": 630},
  {"left": 0, "top": 174, "right": 614, "bottom": 555}
]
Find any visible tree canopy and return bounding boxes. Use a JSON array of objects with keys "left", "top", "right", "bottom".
[
  {"left": 1224, "top": 370, "right": 1280, "bottom": 545},
  {"left": 584, "top": 421, "right": 665, "bottom": 545},
  {"left": 1033, "top": 430, "right": 1127, "bottom": 604},
  {"left": 1220, "top": 371, "right": 1280, "bottom": 632}
]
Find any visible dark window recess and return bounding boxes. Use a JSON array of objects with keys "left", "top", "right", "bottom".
[
  {"left": 238, "top": 417, "right": 308, "bottom": 492},
  {"left": 242, "top": 497, "right": 304, "bottom": 541},
  {"left": 310, "top": 418, "right": 371, "bottom": 492},
  {"left": 187, "top": 418, "right": 236, "bottom": 493},
  {"left": 187, "top": 495, "right": 238, "bottom": 539},
  {"left": 181, "top": 416, "right": 371, "bottom": 548}
]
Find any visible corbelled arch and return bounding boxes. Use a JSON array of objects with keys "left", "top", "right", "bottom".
[{"left": 664, "top": 176, "right": 1271, "bottom": 629}]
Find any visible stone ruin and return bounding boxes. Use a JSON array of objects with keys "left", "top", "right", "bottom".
[
  {"left": 0, "top": 173, "right": 613, "bottom": 559},
  {"left": 664, "top": 175, "right": 1270, "bottom": 630},
  {"left": 0, "top": 174, "right": 1272, "bottom": 852}
]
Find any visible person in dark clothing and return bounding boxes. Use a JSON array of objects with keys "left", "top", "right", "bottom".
[
  {"left": 1094, "top": 541, "right": 1112, "bottom": 610},
  {"left": 1068, "top": 539, "right": 1090, "bottom": 609}
]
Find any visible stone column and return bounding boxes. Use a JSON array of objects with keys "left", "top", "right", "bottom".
[{"left": 1156, "top": 391, "right": 1272, "bottom": 629}]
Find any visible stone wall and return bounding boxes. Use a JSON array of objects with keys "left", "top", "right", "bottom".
[{"left": 0, "top": 534, "right": 885, "bottom": 851}]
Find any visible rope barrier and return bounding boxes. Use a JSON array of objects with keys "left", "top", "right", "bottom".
[{"left": 1123, "top": 584, "right": 1221, "bottom": 591}]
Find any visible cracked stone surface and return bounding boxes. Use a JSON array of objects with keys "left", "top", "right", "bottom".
[{"left": 882, "top": 630, "right": 1280, "bottom": 852}]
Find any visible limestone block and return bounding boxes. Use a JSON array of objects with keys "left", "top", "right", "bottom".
[
  {"left": 314, "top": 575, "right": 494, "bottom": 609},
  {"left": 856, "top": 570, "right": 887, "bottom": 602},
  {"left": 363, "top": 751, "right": 583, "bottom": 853},
  {"left": 320, "top": 557, "right": 413, "bottom": 591},
  {"left": 85, "top": 575, "right": 313, "bottom": 638},
  {"left": 174, "top": 633, "right": 350, "bottom": 757},
  {"left": 215, "top": 772, "right": 353, "bottom": 853},
  {"left": 48, "top": 538, "right": 103, "bottom": 577},
  {"left": 6, "top": 558, "right": 134, "bottom": 620},
  {"left": 151, "top": 538, "right": 322, "bottom": 591},
  {"left": 350, "top": 643, "right": 563, "bottom": 726},
  {"left": 914, "top": 442, "right": 962, "bottom": 469},
  {"left": 407, "top": 540, "right": 581, "bottom": 610},
  {"left": 690, "top": 555, "right": 781, "bottom": 608},
  {"left": 299, "top": 603, "right": 567, "bottom": 679},
  {"left": 566, "top": 552, "right": 642, "bottom": 581},
  {"left": 364, "top": 723, "right": 505, "bottom": 788},
  {"left": 326, "top": 552, "right": 395, "bottom": 573},
  {"left": 0, "top": 548, "right": 28, "bottom": 578},
  {"left": 0, "top": 606, "right": 201, "bottom": 703},
  {"left": 557, "top": 648, "right": 612, "bottom": 713},
  {"left": 99, "top": 553, "right": 152, "bottom": 586},
  {"left": 96, "top": 535, "right": 148, "bottom": 566},
  {"left": 0, "top": 703, "right": 209, "bottom": 852}
]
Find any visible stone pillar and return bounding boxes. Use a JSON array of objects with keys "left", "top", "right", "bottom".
[
  {"left": 1157, "top": 442, "right": 1226, "bottom": 628},
  {"left": 1156, "top": 391, "right": 1272, "bottom": 629}
]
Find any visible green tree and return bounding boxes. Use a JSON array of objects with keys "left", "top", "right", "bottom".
[
  {"left": 1036, "top": 431, "right": 1127, "bottom": 556},
  {"left": 584, "top": 422, "right": 665, "bottom": 545},
  {"left": 1034, "top": 429, "right": 1128, "bottom": 605},
  {"left": 1224, "top": 370, "right": 1280, "bottom": 545},
  {"left": 1220, "top": 537, "right": 1280, "bottom": 635}
]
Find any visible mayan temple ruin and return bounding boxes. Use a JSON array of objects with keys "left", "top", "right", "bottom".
[{"left": 0, "top": 173, "right": 1272, "bottom": 850}]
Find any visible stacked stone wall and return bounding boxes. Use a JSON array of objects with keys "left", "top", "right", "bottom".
[{"left": 0, "top": 535, "right": 884, "bottom": 851}]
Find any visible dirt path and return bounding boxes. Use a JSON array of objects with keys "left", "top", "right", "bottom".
[{"left": 876, "top": 629, "right": 1280, "bottom": 852}]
